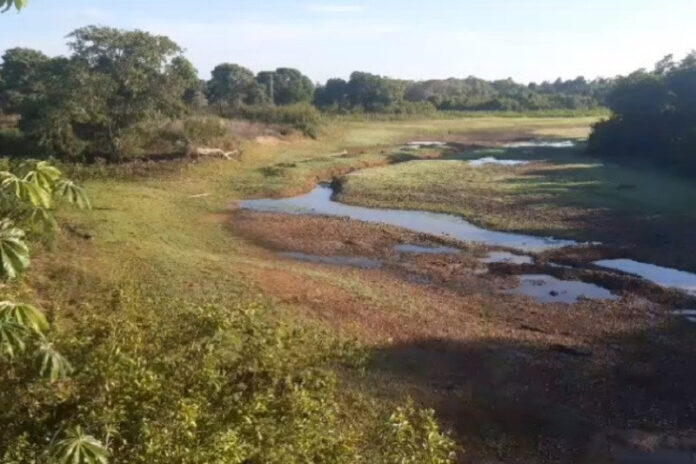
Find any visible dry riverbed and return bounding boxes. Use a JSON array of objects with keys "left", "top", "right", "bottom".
[{"left": 229, "top": 207, "right": 696, "bottom": 463}]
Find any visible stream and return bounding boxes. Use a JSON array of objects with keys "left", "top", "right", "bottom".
[
  {"left": 241, "top": 184, "right": 576, "bottom": 252},
  {"left": 240, "top": 154, "right": 696, "bottom": 304}
]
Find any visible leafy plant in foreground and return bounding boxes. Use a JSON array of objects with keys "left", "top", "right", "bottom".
[
  {"left": 0, "top": 160, "right": 90, "bottom": 278},
  {"left": 51, "top": 426, "right": 110, "bottom": 464},
  {"left": 0, "top": 0, "right": 27, "bottom": 12},
  {"left": 0, "top": 219, "right": 29, "bottom": 278}
]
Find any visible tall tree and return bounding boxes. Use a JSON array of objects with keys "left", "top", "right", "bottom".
[
  {"left": 0, "top": 48, "right": 49, "bottom": 113},
  {"left": 205, "top": 63, "right": 267, "bottom": 110},
  {"left": 17, "top": 26, "right": 198, "bottom": 161},
  {"left": 257, "top": 68, "right": 314, "bottom": 105},
  {"left": 313, "top": 78, "right": 348, "bottom": 108}
]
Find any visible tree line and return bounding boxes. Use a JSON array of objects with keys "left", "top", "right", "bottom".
[
  {"left": 0, "top": 25, "right": 615, "bottom": 162},
  {"left": 588, "top": 53, "right": 696, "bottom": 173},
  {"left": 202, "top": 64, "right": 610, "bottom": 113}
]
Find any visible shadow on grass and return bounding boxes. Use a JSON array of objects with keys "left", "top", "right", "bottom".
[{"left": 368, "top": 321, "right": 696, "bottom": 462}]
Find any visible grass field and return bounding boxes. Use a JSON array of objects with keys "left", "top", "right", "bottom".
[{"left": 25, "top": 115, "right": 696, "bottom": 464}]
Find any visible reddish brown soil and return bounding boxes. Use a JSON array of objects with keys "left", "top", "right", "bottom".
[{"left": 229, "top": 209, "right": 696, "bottom": 463}]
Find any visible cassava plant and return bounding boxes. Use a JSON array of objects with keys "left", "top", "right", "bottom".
[{"left": 0, "top": 160, "right": 90, "bottom": 278}]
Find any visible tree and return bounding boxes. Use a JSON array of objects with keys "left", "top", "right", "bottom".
[
  {"left": 257, "top": 68, "right": 314, "bottom": 105},
  {"left": 605, "top": 71, "right": 669, "bottom": 121},
  {"left": 0, "top": 48, "right": 49, "bottom": 113},
  {"left": 313, "top": 78, "right": 348, "bottom": 108},
  {"left": 346, "top": 71, "right": 403, "bottom": 111},
  {"left": 205, "top": 63, "right": 267, "bottom": 110},
  {"left": 14, "top": 26, "right": 198, "bottom": 161},
  {"left": 588, "top": 52, "right": 696, "bottom": 171},
  {"left": 168, "top": 56, "right": 203, "bottom": 107}
]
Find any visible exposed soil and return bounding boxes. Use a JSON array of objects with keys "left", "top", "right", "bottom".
[{"left": 228, "top": 209, "right": 696, "bottom": 464}]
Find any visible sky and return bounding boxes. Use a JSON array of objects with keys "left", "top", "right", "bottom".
[{"left": 1, "top": 0, "right": 695, "bottom": 84}]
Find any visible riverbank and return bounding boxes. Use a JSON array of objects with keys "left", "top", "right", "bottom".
[{"left": 34, "top": 115, "right": 696, "bottom": 463}]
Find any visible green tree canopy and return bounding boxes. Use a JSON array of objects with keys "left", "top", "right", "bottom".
[
  {"left": 313, "top": 78, "right": 348, "bottom": 108},
  {"left": 13, "top": 26, "right": 199, "bottom": 161},
  {"left": 257, "top": 68, "right": 314, "bottom": 105},
  {"left": 205, "top": 63, "right": 267, "bottom": 109},
  {"left": 0, "top": 48, "right": 49, "bottom": 113}
]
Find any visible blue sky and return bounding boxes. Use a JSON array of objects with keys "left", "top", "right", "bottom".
[{"left": 1, "top": 0, "right": 695, "bottom": 83}]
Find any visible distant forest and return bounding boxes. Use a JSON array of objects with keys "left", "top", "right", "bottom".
[
  {"left": 203, "top": 64, "right": 611, "bottom": 114},
  {"left": 1, "top": 25, "right": 694, "bottom": 169}
]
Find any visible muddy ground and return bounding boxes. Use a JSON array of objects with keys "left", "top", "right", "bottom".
[{"left": 229, "top": 209, "right": 696, "bottom": 464}]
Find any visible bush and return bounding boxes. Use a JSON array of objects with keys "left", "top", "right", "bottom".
[
  {"left": 228, "top": 103, "right": 322, "bottom": 138},
  {"left": 182, "top": 116, "right": 229, "bottom": 145},
  {"left": 0, "top": 286, "right": 456, "bottom": 463},
  {"left": 94, "top": 116, "right": 233, "bottom": 162}
]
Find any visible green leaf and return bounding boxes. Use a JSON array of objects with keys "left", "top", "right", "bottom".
[
  {"left": 0, "top": 300, "right": 48, "bottom": 334},
  {"left": 52, "top": 426, "right": 110, "bottom": 464},
  {"left": 0, "top": 319, "right": 27, "bottom": 358},
  {"left": 0, "top": 171, "right": 52, "bottom": 209},
  {"left": 37, "top": 339, "right": 73, "bottom": 382},
  {"left": 1, "top": 0, "right": 27, "bottom": 12},
  {"left": 55, "top": 179, "right": 91, "bottom": 209},
  {"left": 24, "top": 160, "right": 63, "bottom": 191},
  {"left": 0, "top": 220, "right": 30, "bottom": 279}
]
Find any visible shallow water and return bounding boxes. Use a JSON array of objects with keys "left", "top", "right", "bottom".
[
  {"left": 406, "top": 141, "right": 448, "bottom": 148},
  {"left": 279, "top": 252, "right": 381, "bottom": 269},
  {"left": 594, "top": 259, "right": 696, "bottom": 295},
  {"left": 480, "top": 251, "right": 534, "bottom": 265},
  {"left": 671, "top": 309, "right": 696, "bottom": 316},
  {"left": 505, "top": 274, "right": 617, "bottom": 304},
  {"left": 670, "top": 310, "right": 696, "bottom": 325},
  {"left": 394, "top": 244, "right": 460, "bottom": 254},
  {"left": 469, "top": 157, "right": 531, "bottom": 166},
  {"left": 242, "top": 185, "right": 577, "bottom": 252},
  {"left": 505, "top": 140, "right": 575, "bottom": 148}
]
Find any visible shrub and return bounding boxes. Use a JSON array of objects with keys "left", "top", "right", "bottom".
[
  {"left": 0, "top": 286, "right": 456, "bottom": 463},
  {"left": 229, "top": 103, "right": 322, "bottom": 138}
]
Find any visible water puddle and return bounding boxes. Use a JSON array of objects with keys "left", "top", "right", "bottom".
[
  {"left": 406, "top": 141, "right": 448, "bottom": 148},
  {"left": 242, "top": 185, "right": 577, "bottom": 252},
  {"left": 394, "top": 244, "right": 460, "bottom": 254},
  {"left": 549, "top": 262, "right": 573, "bottom": 269},
  {"left": 505, "top": 274, "right": 617, "bottom": 304},
  {"left": 614, "top": 448, "right": 696, "bottom": 464},
  {"left": 594, "top": 259, "right": 696, "bottom": 295},
  {"left": 469, "top": 157, "right": 532, "bottom": 166},
  {"left": 480, "top": 251, "right": 534, "bottom": 265},
  {"left": 670, "top": 310, "right": 696, "bottom": 324},
  {"left": 505, "top": 140, "right": 576, "bottom": 148},
  {"left": 279, "top": 252, "right": 381, "bottom": 269}
]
